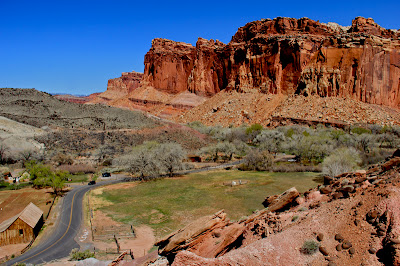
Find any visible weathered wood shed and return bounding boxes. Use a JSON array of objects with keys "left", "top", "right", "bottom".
[{"left": 0, "top": 202, "right": 43, "bottom": 246}]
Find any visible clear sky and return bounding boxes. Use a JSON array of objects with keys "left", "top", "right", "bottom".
[{"left": 1, "top": 0, "right": 399, "bottom": 95}]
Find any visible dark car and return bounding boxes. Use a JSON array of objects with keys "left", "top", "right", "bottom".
[
  {"left": 102, "top": 172, "right": 111, "bottom": 177},
  {"left": 88, "top": 180, "right": 96, "bottom": 185}
]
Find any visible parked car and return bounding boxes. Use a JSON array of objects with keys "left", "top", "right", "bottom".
[
  {"left": 88, "top": 180, "right": 96, "bottom": 185},
  {"left": 102, "top": 172, "right": 111, "bottom": 177}
]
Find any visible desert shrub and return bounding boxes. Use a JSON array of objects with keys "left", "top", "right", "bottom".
[
  {"left": 322, "top": 147, "right": 361, "bottom": 177},
  {"left": 367, "top": 124, "right": 383, "bottom": 134},
  {"left": 240, "top": 149, "right": 273, "bottom": 171},
  {"left": 58, "top": 164, "right": 96, "bottom": 174},
  {"left": 300, "top": 240, "right": 320, "bottom": 255},
  {"left": 351, "top": 126, "right": 372, "bottom": 135},
  {"left": 69, "top": 248, "right": 95, "bottom": 261},
  {"left": 352, "top": 134, "right": 374, "bottom": 153},
  {"left": 361, "top": 148, "right": 392, "bottom": 166},
  {"left": 292, "top": 215, "right": 299, "bottom": 222},
  {"left": 377, "top": 133, "right": 398, "bottom": 148}
]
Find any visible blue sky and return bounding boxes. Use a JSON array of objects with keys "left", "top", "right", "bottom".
[{"left": 1, "top": 0, "right": 399, "bottom": 95}]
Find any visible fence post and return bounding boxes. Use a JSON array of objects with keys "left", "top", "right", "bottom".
[{"left": 114, "top": 235, "right": 120, "bottom": 254}]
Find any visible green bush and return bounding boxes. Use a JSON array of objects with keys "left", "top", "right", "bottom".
[
  {"left": 69, "top": 248, "right": 95, "bottom": 261},
  {"left": 300, "top": 240, "right": 320, "bottom": 255},
  {"left": 351, "top": 127, "right": 371, "bottom": 135},
  {"left": 246, "top": 124, "right": 263, "bottom": 135}
]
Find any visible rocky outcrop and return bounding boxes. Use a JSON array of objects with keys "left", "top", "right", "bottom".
[
  {"left": 262, "top": 187, "right": 299, "bottom": 211},
  {"left": 107, "top": 71, "right": 143, "bottom": 96},
  {"left": 141, "top": 17, "right": 400, "bottom": 109}
]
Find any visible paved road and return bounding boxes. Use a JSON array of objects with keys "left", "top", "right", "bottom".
[{"left": 4, "top": 180, "right": 118, "bottom": 265}]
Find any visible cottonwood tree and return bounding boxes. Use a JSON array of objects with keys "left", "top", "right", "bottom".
[
  {"left": 254, "top": 130, "right": 285, "bottom": 154},
  {"left": 200, "top": 144, "right": 220, "bottom": 162},
  {"left": 217, "top": 141, "right": 237, "bottom": 161},
  {"left": 155, "top": 143, "right": 186, "bottom": 176},
  {"left": 26, "top": 161, "right": 66, "bottom": 194},
  {"left": 126, "top": 142, "right": 186, "bottom": 179},
  {"left": 129, "top": 145, "right": 159, "bottom": 180}
]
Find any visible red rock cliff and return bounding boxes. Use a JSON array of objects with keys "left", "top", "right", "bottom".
[
  {"left": 141, "top": 17, "right": 400, "bottom": 108},
  {"left": 107, "top": 71, "right": 143, "bottom": 95}
]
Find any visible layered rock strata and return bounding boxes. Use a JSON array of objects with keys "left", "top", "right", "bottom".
[{"left": 142, "top": 17, "right": 400, "bottom": 109}]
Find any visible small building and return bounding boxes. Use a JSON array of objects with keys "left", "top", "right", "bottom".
[
  {"left": 3, "top": 172, "right": 12, "bottom": 182},
  {"left": 0, "top": 202, "right": 44, "bottom": 246}
]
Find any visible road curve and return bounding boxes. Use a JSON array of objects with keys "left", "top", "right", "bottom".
[{"left": 5, "top": 180, "right": 118, "bottom": 265}]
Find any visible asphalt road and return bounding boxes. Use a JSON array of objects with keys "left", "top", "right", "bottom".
[{"left": 4, "top": 180, "right": 118, "bottom": 266}]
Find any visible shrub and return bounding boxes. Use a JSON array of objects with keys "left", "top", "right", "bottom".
[
  {"left": 322, "top": 147, "right": 361, "bottom": 177},
  {"left": 351, "top": 126, "right": 371, "bottom": 135},
  {"left": 240, "top": 149, "right": 273, "bottom": 171},
  {"left": 292, "top": 215, "right": 299, "bottom": 222},
  {"left": 69, "top": 248, "right": 95, "bottom": 261},
  {"left": 300, "top": 240, "right": 320, "bottom": 255},
  {"left": 246, "top": 124, "right": 263, "bottom": 135}
]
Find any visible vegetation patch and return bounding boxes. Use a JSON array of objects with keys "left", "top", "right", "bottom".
[
  {"left": 94, "top": 169, "right": 321, "bottom": 237},
  {"left": 300, "top": 240, "right": 320, "bottom": 255}
]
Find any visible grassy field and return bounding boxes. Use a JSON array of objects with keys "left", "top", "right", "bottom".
[{"left": 94, "top": 169, "right": 322, "bottom": 237}]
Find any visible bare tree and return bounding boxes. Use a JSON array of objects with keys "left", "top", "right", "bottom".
[
  {"left": 156, "top": 143, "right": 186, "bottom": 176},
  {"left": 241, "top": 149, "right": 273, "bottom": 171}
]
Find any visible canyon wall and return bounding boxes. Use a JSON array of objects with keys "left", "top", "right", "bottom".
[{"left": 141, "top": 17, "right": 400, "bottom": 108}]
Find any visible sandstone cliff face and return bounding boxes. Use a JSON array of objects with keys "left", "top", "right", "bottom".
[
  {"left": 106, "top": 71, "right": 143, "bottom": 96},
  {"left": 142, "top": 17, "right": 400, "bottom": 108}
]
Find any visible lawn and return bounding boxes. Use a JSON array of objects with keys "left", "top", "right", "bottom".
[{"left": 95, "top": 169, "right": 322, "bottom": 237}]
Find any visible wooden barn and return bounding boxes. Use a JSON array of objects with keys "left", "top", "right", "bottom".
[{"left": 0, "top": 202, "right": 43, "bottom": 246}]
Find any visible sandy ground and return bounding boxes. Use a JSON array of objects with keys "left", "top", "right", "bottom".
[{"left": 0, "top": 243, "right": 29, "bottom": 262}]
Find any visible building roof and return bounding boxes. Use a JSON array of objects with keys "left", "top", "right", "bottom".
[{"left": 0, "top": 202, "right": 43, "bottom": 233}]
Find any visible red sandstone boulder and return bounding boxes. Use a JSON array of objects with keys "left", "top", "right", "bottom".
[
  {"left": 262, "top": 187, "right": 300, "bottom": 212},
  {"left": 381, "top": 157, "right": 400, "bottom": 172}
]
